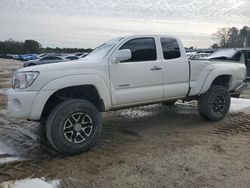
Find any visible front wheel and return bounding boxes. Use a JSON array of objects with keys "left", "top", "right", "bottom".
[
  {"left": 46, "top": 99, "right": 102, "bottom": 155},
  {"left": 198, "top": 86, "right": 231, "bottom": 121}
]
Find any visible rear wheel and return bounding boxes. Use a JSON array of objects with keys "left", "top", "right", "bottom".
[
  {"left": 198, "top": 86, "right": 230, "bottom": 121},
  {"left": 46, "top": 99, "right": 102, "bottom": 155}
]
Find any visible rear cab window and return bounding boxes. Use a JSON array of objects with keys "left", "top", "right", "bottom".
[{"left": 160, "top": 38, "right": 181, "bottom": 60}]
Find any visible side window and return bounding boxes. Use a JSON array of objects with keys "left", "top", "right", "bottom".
[
  {"left": 119, "top": 37, "right": 157, "bottom": 62},
  {"left": 161, "top": 38, "right": 181, "bottom": 60}
]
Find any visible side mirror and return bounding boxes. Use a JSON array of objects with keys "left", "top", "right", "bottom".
[{"left": 113, "top": 49, "right": 132, "bottom": 63}]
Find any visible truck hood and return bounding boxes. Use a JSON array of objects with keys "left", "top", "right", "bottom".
[
  {"left": 17, "top": 58, "right": 108, "bottom": 91},
  {"left": 18, "top": 58, "right": 99, "bottom": 72}
]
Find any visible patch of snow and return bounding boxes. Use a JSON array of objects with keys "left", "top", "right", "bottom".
[
  {"left": 0, "top": 157, "right": 20, "bottom": 164},
  {"left": 0, "top": 141, "right": 14, "bottom": 155},
  {"left": 0, "top": 141, "right": 20, "bottom": 164},
  {"left": 178, "top": 98, "right": 250, "bottom": 113},
  {"left": 0, "top": 88, "right": 8, "bottom": 95},
  {"left": 230, "top": 98, "right": 250, "bottom": 112},
  {"left": 0, "top": 178, "right": 60, "bottom": 188}
]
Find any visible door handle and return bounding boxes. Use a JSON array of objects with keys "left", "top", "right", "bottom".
[{"left": 150, "top": 66, "right": 162, "bottom": 71}]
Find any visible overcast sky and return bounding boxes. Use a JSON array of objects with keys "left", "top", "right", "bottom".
[{"left": 0, "top": 0, "right": 249, "bottom": 48}]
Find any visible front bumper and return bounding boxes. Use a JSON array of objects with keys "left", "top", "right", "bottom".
[
  {"left": 7, "top": 89, "right": 56, "bottom": 120},
  {"left": 7, "top": 89, "right": 38, "bottom": 119}
]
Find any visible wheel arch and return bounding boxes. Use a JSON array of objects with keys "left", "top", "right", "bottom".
[
  {"left": 29, "top": 74, "right": 112, "bottom": 121},
  {"left": 41, "top": 85, "right": 105, "bottom": 121},
  {"left": 200, "top": 71, "right": 233, "bottom": 94}
]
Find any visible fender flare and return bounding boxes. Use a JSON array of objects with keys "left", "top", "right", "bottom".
[
  {"left": 40, "top": 74, "right": 112, "bottom": 109},
  {"left": 200, "top": 69, "right": 233, "bottom": 94},
  {"left": 29, "top": 74, "right": 112, "bottom": 120}
]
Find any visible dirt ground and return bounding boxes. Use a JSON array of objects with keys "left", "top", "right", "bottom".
[{"left": 0, "top": 59, "right": 250, "bottom": 188}]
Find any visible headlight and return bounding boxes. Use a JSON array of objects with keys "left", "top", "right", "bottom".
[{"left": 12, "top": 71, "right": 39, "bottom": 89}]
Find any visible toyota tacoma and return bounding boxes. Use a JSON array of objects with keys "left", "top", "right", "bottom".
[{"left": 8, "top": 35, "right": 247, "bottom": 154}]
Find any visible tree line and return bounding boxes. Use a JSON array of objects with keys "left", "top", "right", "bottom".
[
  {"left": 0, "top": 39, "right": 92, "bottom": 54},
  {"left": 1, "top": 26, "right": 249, "bottom": 54},
  {"left": 212, "top": 26, "right": 250, "bottom": 48}
]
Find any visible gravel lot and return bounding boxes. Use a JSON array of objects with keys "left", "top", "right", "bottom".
[{"left": 0, "top": 59, "right": 250, "bottom": 188}]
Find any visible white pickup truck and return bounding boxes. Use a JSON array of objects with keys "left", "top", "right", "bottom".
[{"left": 8, "top": 35, "right": 247, "bottom": 154}]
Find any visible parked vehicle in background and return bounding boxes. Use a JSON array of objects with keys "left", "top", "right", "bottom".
[
  {"left": 23, "top": 55, "right": 68, "bottom": 67},
  {"left": 205, "top": 48, "right": 250, "bottom": 77},
  {"left": 186, "top": 52, "right": 210, "bottom": 59},
  {"left": 23, "top": 55, "right": 80, "bottom": 67},
  {"left": 80, "top": 53, "right": 89, "bottom": 58},
  {"left": 38, "top": 53, "right": 50, "bottom": 58},
  {"left": 74, "top": 52, "right": 89, "bottom": 58},
  {"left": 8, "top": 35, "right": 247, "bottom": 155},
  {"left": 75, "top": 52, "right": 84, "bottom": 56},
  {"left": 19, "top": 54, "right": 38, "bottom": 61},
  {"left": 0, "top": 54, "right": 14, "bottom": 59},
  {"left": 186, "top": 52, "right": 196, "bottom": 59},
  {"left": 198, "top": 53, "right": 210, "bottom": 58},
  {"left": 65, "top": 56, "right": 79, "bottom": 60}
]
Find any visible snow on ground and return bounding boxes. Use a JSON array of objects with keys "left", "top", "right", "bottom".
[
  {"left": 230, "top": 98, "right": 250, "bottom": 112},
  {"left": 0, "top": 88, "right": 7, "bottom": 95},
  {"left": 0, "top": 178, "right": 60, "bottom": 188},
  {"left": 0, "top": 141, "right": 20, "bottom": 164}
]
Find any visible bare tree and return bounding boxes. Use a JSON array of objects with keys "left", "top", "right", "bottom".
[
  {"left": 212, "top": 26, "right": 250, "bottom": 48},
  {"left": 212, "top": 27, "right": 230, "bottom": 48},
  {"left": 227, "top": 27, "right": 240, "bottom": 47},
  {"left": 211, "top": 43, "right": 219, "bottom": 49},
  {"left": 239, "top": 26, "right": 250, "bottom": 47}
]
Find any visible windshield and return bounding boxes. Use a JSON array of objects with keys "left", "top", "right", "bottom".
[{"left": 85, "top": 37, "right": 124, "bottom": 59}]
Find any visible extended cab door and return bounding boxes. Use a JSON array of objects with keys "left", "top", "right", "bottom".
[
  {"left": 160, "top": 37, "right": 189, "bottom": 98},
  {"left": 109, "top": 37, "right": 163, "bottom": 107}
]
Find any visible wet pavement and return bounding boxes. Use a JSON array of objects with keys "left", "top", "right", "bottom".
[{"left": 0, "top": 59, "right": 250, "bottom": 187}]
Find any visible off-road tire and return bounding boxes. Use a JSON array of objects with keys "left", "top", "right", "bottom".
[
  {"left": 198, "top": 86, "right": 230, "bottom": 121},
  {"left": 46, "top": 99, "right": 102, "bottom": 155}
]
